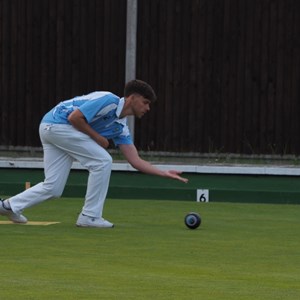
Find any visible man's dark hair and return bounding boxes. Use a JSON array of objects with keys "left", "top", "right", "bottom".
[{"left": 124, "top": 79, "right": 157, "bottom": 102}]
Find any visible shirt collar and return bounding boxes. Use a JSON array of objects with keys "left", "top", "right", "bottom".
[{"left": 116, "top": 97, "right": 125, "bottom": 118}]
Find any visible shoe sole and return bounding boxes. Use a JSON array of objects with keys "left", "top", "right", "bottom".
[
  {"left": 0, "top": 214, "right": 28, "bottom": 224},
  {"left": 76, "top": 223, "right": 114, "bottom": 228},
  {"left": 11, "top": 220, "right": 28, "bottom": 224}
]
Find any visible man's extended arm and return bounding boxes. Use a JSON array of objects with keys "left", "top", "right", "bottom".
[{"left": 119, "top": 144, "right": 188, "bottom": 183}]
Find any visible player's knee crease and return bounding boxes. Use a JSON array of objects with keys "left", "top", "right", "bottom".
[
  {"left": 42, "top": 182, "right": 64, "bottom": 198},
  {"left": 88, "top": 156, "right": 112, "bottom": 172}
]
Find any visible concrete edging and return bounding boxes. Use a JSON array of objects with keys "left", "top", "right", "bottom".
[{"left": 0, "top": 158, "right": 300, "bottom": 176}]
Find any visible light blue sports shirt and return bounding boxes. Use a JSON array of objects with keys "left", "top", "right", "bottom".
[{"left": 41, "top": 92, "right": 132, "bottom": 145}]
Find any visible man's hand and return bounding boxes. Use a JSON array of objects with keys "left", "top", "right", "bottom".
[
  {"left": 164, "top": 170, "right": 189, "bottom": 183},
  {"left": 94, "top": 135, "right": 109, "bottom": 149}
]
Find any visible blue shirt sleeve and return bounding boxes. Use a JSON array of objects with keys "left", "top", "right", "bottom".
[{"left": 112, "top": 134, "right": 133, "bottom": 146}]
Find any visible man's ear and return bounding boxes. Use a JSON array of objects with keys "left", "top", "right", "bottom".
[{"left": 125, "top": 94, "right": 132, "bottom": 102}]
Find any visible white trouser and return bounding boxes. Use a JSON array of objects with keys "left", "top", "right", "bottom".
[{"left": 9, "top": 123, "right": 112, "bottom": 218}]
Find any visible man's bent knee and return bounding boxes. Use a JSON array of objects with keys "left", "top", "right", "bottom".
[
  {"left": 89, "top": 154, "right": 112, "bottom": 172},
  {"left": 42, "top": 182, "right": 64, "bottom": 198}
]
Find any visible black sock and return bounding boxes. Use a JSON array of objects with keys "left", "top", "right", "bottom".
[{"left": 2, "top": 200, "right": 12, "bottom": 210}]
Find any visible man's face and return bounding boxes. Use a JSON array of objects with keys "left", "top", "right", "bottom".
[{"left": 131, "top": 94, "right": 151, "bottom": 118}]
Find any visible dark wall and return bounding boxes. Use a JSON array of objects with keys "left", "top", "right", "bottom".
[{"left": 1, "top": 0, "right": 300, "bottom": 155}]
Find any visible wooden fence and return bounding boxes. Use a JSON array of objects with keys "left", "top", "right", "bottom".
[
  {"left": 135, "top": 0, "right": 300, "bottom": 154},
  {"left": 1, "top": 0, "right": 300, "bottom": 155},
  {"left": 0, "top": 0, "right": 126, "bottom": 146}
]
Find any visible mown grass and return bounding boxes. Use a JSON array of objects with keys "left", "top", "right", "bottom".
[{"left": 0, "top": 198, "right": 299, "bottom": 299}]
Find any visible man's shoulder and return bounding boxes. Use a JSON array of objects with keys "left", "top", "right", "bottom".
[{"left": 80, "top": 91, "right": 119, "bottom": 102}]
